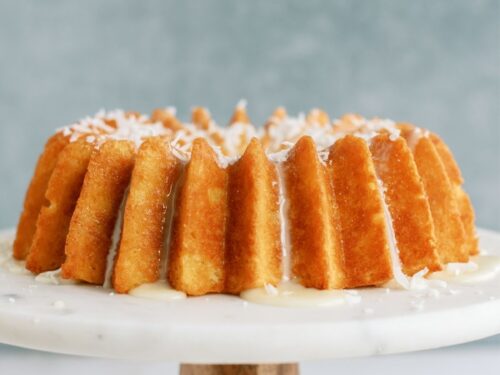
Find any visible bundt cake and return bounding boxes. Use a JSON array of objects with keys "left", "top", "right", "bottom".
[{"left": 12, "top": 103, "right": 478, "bottom": 296}]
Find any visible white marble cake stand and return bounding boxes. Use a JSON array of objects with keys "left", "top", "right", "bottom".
[{"left": 0, "top": 228, "right": 499, "bottom": 366}]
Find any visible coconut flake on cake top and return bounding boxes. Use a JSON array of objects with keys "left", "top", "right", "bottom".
[
  {"left": 55, "top": 105, "right": 412, "bottom": 167},
  {"left": 58, "top": 110, "right": 171, "bottom": 148},
  {"left": 333, "top": 115, "right": 401, "bottom": 144}
]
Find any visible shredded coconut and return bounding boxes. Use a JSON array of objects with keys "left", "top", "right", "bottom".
[{"left": 56, "top": 105, "right": 408, "bottom": 167}]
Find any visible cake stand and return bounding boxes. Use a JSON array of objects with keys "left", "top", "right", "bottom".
[{"left": 1, "top": 228, "right": 499, "bottom": 375}]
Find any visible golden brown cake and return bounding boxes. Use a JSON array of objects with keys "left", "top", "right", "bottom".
[
  {"left": 283, "top": 136, "right": 344, "bottom": 289},
  {"left": 26, "top": 138, "right": 94, "bottom": 274},
  {"left": 225, "top": 138, "right": 281, "bottom": 294},
  {"left": 61, "top": 139, "right": 135, "bottom": 285},
  {"left": 168, "top": 138, "right": 227, "bottom": 296},
  {"left": 112, "top": 137, "right": 180, "bottom": 293},
  {"left": 370, "top": 134, "right": 441, "bottom": 275},
  {"left": 13, "top": 104, "right": 478, "bottom": 296},
  {"left": 13, "top": 133, "right": 69, "bottom": 261}
]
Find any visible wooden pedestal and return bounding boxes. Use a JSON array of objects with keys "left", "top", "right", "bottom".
[{"left": 180, "top": 363, "right": 299, "bottom": 375}]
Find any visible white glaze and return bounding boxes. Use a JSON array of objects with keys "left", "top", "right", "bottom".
[
  {"left": 240, "top": 281, "right": 361, "bottom": 308},
  {"left": 376, "top": 178, "right": 410, "bottom": 289},
  {"left": 35, "top": 268, "right": 75, "bottom": 285},
  {"left": 429, "top": 255, "right": 500, "bottom": 284},
  {"left": 0, "top": 237, "right": 30, "bottom": 275},
  {"left": 129, "top": 280, "right": 186, "bottom": 301},
  {"left": 103, "top": 189, "right": 128, "bottom": 289},
  {"left": 276, "top": 163, "right": 292, "bottom": 281},
  {"left": 1, "top": 256, "right": 30, "bottom": 275},
  {"left": 159, "top": 163, "right": 185, "bottom": 280}
]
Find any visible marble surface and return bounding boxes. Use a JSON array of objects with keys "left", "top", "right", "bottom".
[{"left": 1, "top": 228, "right": 499, "bottom": 364}]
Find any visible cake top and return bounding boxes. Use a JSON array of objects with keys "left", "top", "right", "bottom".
[{"left": 56, "top": 102, "right": 418, "bottom": 165}]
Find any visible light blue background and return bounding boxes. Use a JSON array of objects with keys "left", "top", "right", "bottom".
[
  {"left": 0, "top": 0, "right": 498, "bottom": 370},
  {"left": 0, "top": 0, "right": 498, "bottom": 230}
]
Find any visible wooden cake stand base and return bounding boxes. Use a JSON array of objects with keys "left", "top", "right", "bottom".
[{"left": 180, "top": 363, "right": 299, "bottom": 375}]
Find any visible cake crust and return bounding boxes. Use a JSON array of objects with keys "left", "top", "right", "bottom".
[
  {"left": 113, "top": 137, "right": 180, "bottom": 293},
  {"left": 409, "top": 136, "right": 468, "bottom": 263},
  {"left": 284, "top": 136, "right": 345, "bottom": 289},
  {"left": 168, "top": 138, "right": 228, "bottom": 296},
  {"left": 225, "top": 138, "right": 282, "bottom": 293},
  {"left": 328, "top": 135, "right": 393, "bottom": 288},
  {"left": 62, "top": 140, "right": 135, "bottom": 284},
  {"left": 370, "top": 134, "right": 442, "bottom": 275},
  {"left": 26, "top": 139, "right": 94, "bottom": 273},
  {"left": 13, "top": 133, "right": 69, "bottom": 260},
  {"left": 429, "top": 133, "right": 478, "bottom": 256}
]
